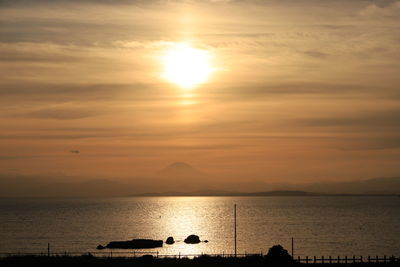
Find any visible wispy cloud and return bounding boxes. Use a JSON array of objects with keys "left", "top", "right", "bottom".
[{"left": 0, "top": 155, "right": 41, "bottom": 160}]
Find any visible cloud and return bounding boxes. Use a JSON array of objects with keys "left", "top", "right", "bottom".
[
  {"left": 23, "top": 107, "right": 100, "bottom": 120},
  {"left": 337, "top": 137, "right": 400, "bottom": 151},
  {"left": 0, "top": 82, "right": 156, "bottom": 103},
  {"left": 0, "top": 52, "right": 80, "bottom": 63},
  {"left": 0, "top": 0, "right": 399, "bottom": 182},
  {"left": 0, "top": 155, "right": 41, "bottom": 160},
  {"left": 303, "top": 50, "right": 328, "bottom": 58},
  {"left": 4, "top": 168, "right": 21, "bottom": 172},
  {"left": 0, "top": 0, "right": 172, "bottom": 10},
  {"left": 205, "top": 82, "right": 378, "bottom": 100},
  {"left": 359, "top": 0, "right": 400, "bottom": 17},
  {"left": 295, "top": 110, "right": 400, "bottom": 129}
]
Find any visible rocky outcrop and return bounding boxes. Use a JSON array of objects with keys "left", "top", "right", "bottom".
[
  {"left": 97, "top": 239, "right": 163, "bottom": 249},
  {"left": 166, "top": 237, "right": 175, "bottom": 244},
  {"left": 184, "top": 234, "right": 200, "bottom": 244}
]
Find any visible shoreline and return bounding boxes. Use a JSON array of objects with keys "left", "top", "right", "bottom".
[{"left": 1, "top": 194, "right": 398, "bottom": 199}]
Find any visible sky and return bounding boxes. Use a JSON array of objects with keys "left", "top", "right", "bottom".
[{"left": 0, "top": 0, "right": 400, "bottom": 185}]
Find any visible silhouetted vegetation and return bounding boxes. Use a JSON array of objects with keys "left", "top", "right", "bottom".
[
  {"left": 1, "top": 254, "right": 399, "bottom": 267},
  {"left": 265, "top": 245, "right": 294, "bottom": 264}
]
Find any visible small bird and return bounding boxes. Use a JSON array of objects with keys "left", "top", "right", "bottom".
[{"left": 70, "top": 150, "right": 80, "bottom": 154}]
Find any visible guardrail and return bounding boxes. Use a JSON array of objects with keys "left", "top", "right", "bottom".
[{"left": 296, "top": 255, "right": 400, "bottom": 264}]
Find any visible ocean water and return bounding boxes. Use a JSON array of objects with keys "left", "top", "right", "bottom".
[{"left": 0, "top": 196, "right": 399, "bottom": 257}]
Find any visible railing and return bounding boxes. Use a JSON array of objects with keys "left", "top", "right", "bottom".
[{"left": 297, "top": 255, "right": 399, "bottom": 264}]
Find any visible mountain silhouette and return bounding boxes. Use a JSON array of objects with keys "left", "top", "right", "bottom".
[
  {"left": 159, "top": 162, "right": 204, "bottom": 178},
  {"left": 1, "top": 171, "right": 399, "bottom": 197},
  {"left": 153, "top": 162, "right": 209, "bottom": 191}
]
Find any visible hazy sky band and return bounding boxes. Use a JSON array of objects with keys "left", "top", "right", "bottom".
[{"left": 0, "top": 0, "right": 399, "bottom": 184}]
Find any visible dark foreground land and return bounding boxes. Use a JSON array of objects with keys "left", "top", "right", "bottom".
[{"left": 1, "top": 255, "right": 399, "bottom": 267}]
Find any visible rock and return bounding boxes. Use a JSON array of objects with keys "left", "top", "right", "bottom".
[
  {"left": 184, "top": 234, "right": 200, "bottom": 244},
  {"left": 102, "top": 239, "right": 163, "bottom": 249},
  {"left": 166, "top": 237, "right": 175, "bottom": 244},
  {"left": 96, "top": 245, "right": 105, "bottom": 250}
]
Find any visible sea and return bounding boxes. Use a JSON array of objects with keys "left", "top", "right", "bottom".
[{"left": 0, "top": 196, "right": 399, "bottom": 257}]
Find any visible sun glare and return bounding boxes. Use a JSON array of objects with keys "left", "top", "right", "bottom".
[{"left": 162, "top": 43, "right": 213, "bottom": 89}]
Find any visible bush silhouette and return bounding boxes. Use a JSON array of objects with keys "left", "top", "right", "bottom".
[{"left": 265, "top": 245, "right": 293, "bottom": 264}]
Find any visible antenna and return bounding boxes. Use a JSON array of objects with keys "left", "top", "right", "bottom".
[
  {"left": 234, "top": 204, "right": 237, "bottom": 257},
  {"left": 291, "top": 237, "right": 294, "bottom": 258}
]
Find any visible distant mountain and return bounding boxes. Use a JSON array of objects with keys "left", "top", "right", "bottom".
[
  {"left": 140, "top": 176, "right": 400, "bottom": 196},
  {"left": 0, "top": 166, "right": 399, "bottom": 197},
  {"left": 292, "top": 177, "right": 400, "bottom": 194},
  {"left": 134, "top": 190, "right": 319, "bottom": 197},
  {"left": 158, "top": 162, "right": 204, "bottom": 178},
  {"left": 0, "top": 175, "right": 44, "bottom": 197},
  {"left": 41, "top": 179, "right": 134, "bottom": 197},
  {"left": 246, "top": 190, "right": 319, "bottom": 196},
  {"left": 151, "top": 162, "right": 211, "bottom": 192},
  {"left": 0, "top": 175, "right": 136, "bottom": 197}
]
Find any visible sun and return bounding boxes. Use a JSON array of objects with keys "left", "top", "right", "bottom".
[{"left": 162, "top": 43, "right": 213, "bottom": 89}]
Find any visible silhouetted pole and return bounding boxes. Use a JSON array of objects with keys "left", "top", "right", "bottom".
[
  {"left": 291, "top": 237, "right": 294, "bottom": 258},
  {"left": 47, "top": 243, "right": 50, "bottom": 257},
  {"left": 234, "top": 204, "right": 237, "bottom": 257}
]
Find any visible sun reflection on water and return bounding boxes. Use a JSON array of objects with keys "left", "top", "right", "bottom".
[{"left": 161, "top": 197, "right": 211, "bottom": 254}]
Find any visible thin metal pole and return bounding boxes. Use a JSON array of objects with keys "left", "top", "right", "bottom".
[
  {"left": 234, "top": 204, "right": 237, "bottom": 257},
  {"left": 291, "top": 237, "right": 294, "bottom": 258}
]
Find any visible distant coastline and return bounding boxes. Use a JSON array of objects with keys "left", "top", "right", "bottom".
[
  {"left": 1, "top": 175, "right": 399, "bottom": 198},
  {"left": 130, "top": 190, "right": 399, "bottom": 197}
]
